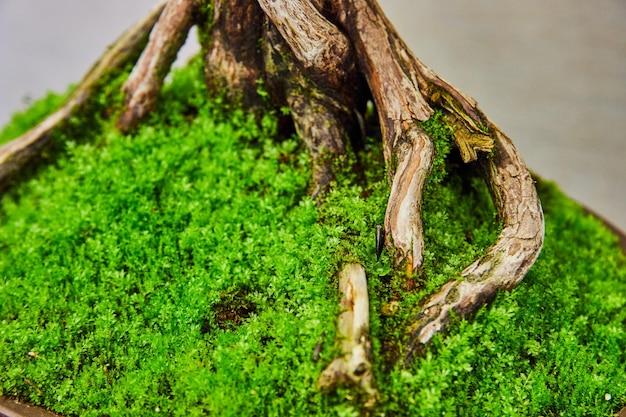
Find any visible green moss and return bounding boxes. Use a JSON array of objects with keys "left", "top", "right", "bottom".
[
  {"left": 421, "top": 109, "right": 454, "bottom": 188},
  {"left": 0, "top": 63, "right": 624, "bottom": 416},
  {"left": 0, "top": 56, "right": 134, "bottom": 199}
]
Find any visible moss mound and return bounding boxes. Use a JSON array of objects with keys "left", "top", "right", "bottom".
[{"left": 1, "top": 60, "right": 624, "bottom": 416}]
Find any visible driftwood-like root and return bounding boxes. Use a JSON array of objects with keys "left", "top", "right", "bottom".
[
  {"left": 334, "top": 0, "right": 544, "bottom": 362},
  {"left": 0, "top": 1, "right": 166, "bottom": 189},
  {"left": 318, "top": 264, "right": 378, "bottom": 401},
  {"left": 384, "top": 128, "right": 433, "bottom": 272},
  {"left": 404, "top": 127, "right": 544, "bottom": 363},
  {"left": 338, "top": 0, "right": 436, "bottom": 272},
  {"left": 117, "top": 0, "right": 199, "bottom": 132}
]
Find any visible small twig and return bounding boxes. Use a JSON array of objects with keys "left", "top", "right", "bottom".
[
  {"left": 312, "top": 332, "right": 326, "bottom": 362},
  {"left": 27, "top": 351, "right": 41, "bottom": 359},
  {"left": 318, "top": 263, "right": 378, "bottom": 401},
  {"left": 23, "top": 378, "right": 42, "bottom": 395}
]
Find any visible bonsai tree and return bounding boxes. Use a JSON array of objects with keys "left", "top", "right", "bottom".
[
  {"left": 0, "top": 0, "right": 542, "bottom": 344},
  {"left": 0, "top": 1, "right": 623, "bottom": 415}
]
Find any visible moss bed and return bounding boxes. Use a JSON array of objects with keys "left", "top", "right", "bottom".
[{"left": 1, "top": 59, "right": 624, "bottom": 416}]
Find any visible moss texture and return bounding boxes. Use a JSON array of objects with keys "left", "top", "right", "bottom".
[{"left": 0, "top": 59, "right": 624, "bottom": 416}]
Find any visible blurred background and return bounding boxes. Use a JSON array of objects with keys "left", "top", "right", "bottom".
[{"left": 1, "top": 0, "right": 624, "bottom": 232}]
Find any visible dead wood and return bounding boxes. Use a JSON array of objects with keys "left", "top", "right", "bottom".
[{"left": 318, "top": 263, "right": 378, "bottom": 401}]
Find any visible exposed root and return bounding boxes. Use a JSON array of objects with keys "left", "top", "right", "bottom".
[
  {"left": 261, "top": 1, "right": 362, "bottom": 198},
  {"left": 404, "top": 127, "right": 544, "bottom": 363},
  {"left": 334, "top": 0, "right": 544, "bottom": 358},
  {"left": 258, "top": 0, "right": 356, "bottom": 96},
  {"left": 318, "top": 263, "right": 378, "bottom": 402},
  {"left": 286, "top": 90, "right": 355, "bottom": 199},
  {"left": 337, "top": 0, "right": 437, "bottom": 271},
  {"left": 384, "top": 127, "right": 433, "bottom": 273},
  {"left": 0, "top": 1, "right": 165, "bottom": 189},
  {"left": 117, "top": 0, "right": 199, "bottom": 132}
]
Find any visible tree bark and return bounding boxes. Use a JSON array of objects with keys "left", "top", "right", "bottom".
[
  {"left": 260, "top": 0, "right": 366, "bottom": 198},
  {"left": 201, "top": 0, "right": 266, "bottom": 111}
]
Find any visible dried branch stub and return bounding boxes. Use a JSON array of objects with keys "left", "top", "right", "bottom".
[{"left": 318, "top": 264, "right": 378, "bottom": 401}]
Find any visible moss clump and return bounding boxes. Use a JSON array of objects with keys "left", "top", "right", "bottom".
[{"left": 0, "top": 61, "right": 624, "bottom": 416}]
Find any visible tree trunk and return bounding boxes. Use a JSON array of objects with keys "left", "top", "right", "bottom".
[{"left": 0, "top": 0, "right": 544, "bottom": 402}]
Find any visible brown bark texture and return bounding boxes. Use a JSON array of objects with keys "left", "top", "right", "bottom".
[
  {"left": 117, "top": 0, "right": 199, "bottom": 132},
  {"left": 0, "top": 0, "right": 544, "bottom": 397}
]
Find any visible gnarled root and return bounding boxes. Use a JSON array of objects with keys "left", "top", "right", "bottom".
[
  {"left": 0, "top": 1, "right": 166, "bottom": 189},
  {"left": 260, "top": 0, "right": 363, "bottom": 198},
  {"left": 338, "top": 0, "right": 436, "bottom": 272},
  {"left": 404, "top": 127, "right": 544, "bottom": 363},
  {"left": 318, "top": 264, "right": 378, "bottom": 402},
  {"left": 117, "top": 0, "right": 199, "bottom": 132},
  {"left": 258, "top": 0, "right": 356, "bottom": 93},
  {"left": 335, "top": 0, "right": 544, "bottom": 363},
  {"left": 287, "top": 89, "right": 357, "bottom": 199}
]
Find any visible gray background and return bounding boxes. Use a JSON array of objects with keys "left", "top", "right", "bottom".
[{"left": 1, "top": 0, "right": 624, "bottom": 231}]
